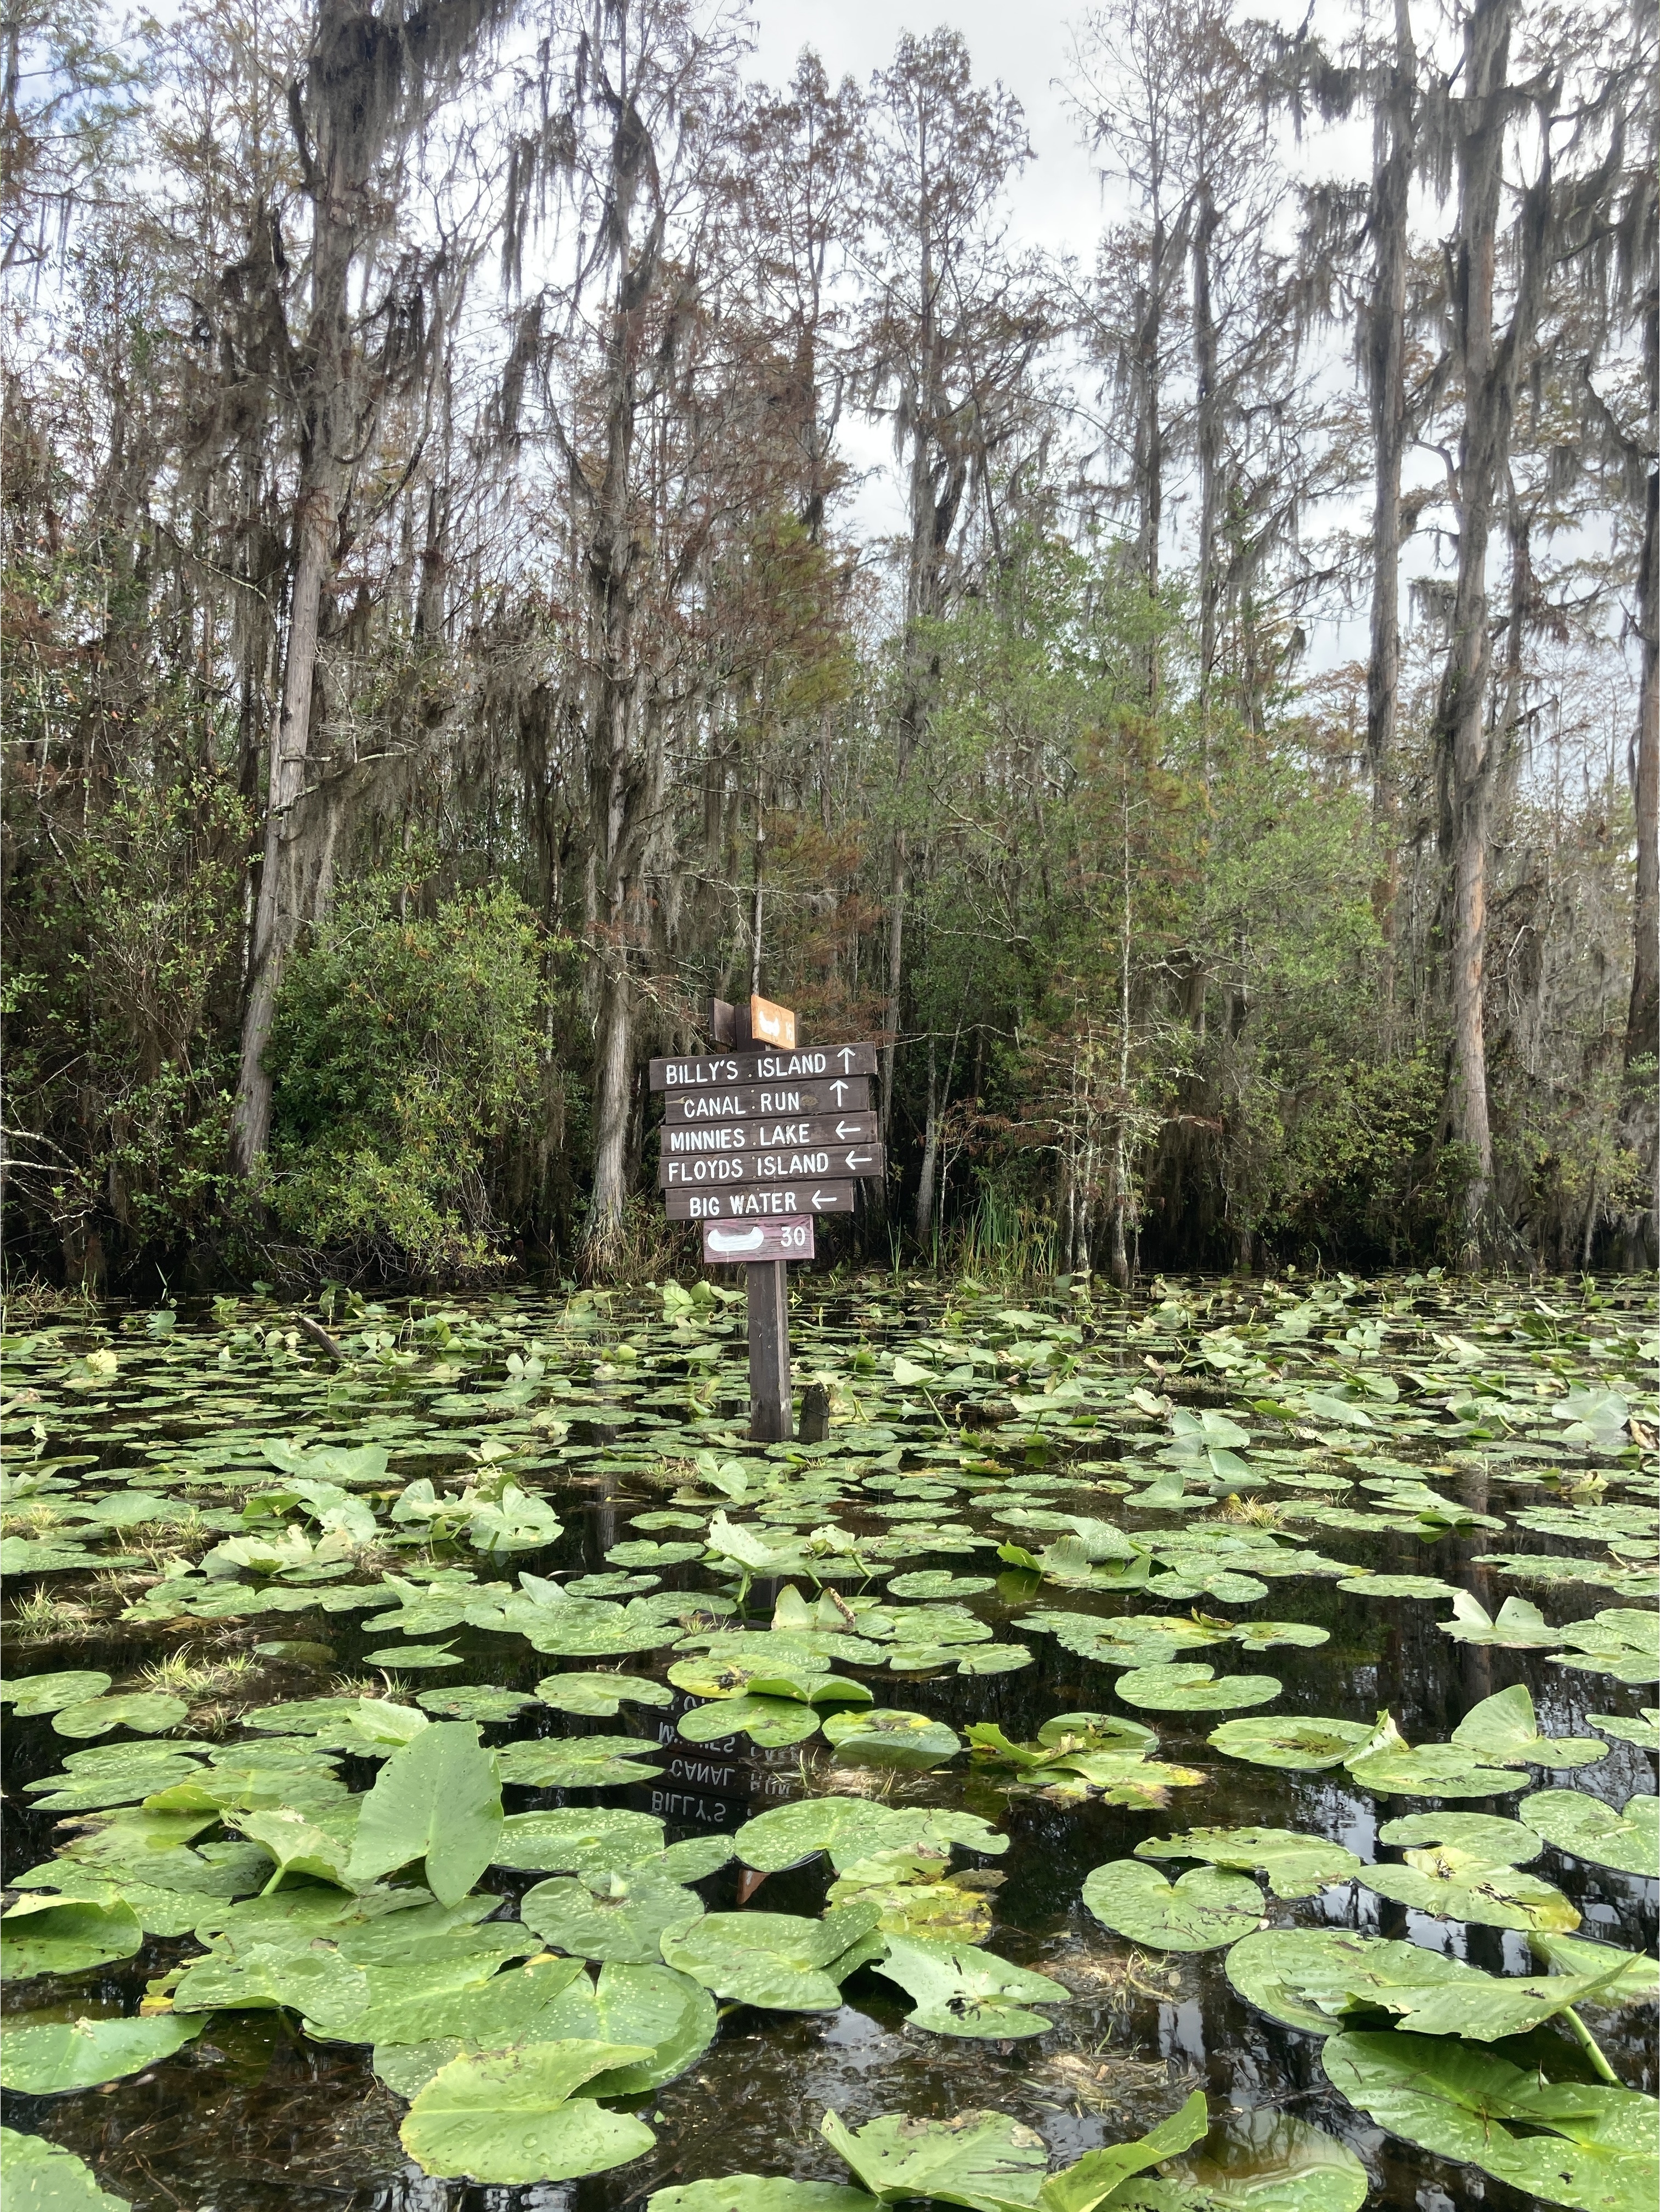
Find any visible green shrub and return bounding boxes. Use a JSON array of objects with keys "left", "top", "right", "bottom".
[{"left": 263, "top": 885, "right": 546, "bottom": 1276}]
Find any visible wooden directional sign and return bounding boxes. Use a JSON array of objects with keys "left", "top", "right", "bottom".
[
  {"left": 702, "top": 1217, "right": 814, "bottom": 1263},
  {"left": 663, "top": 1180, "right": 858, "bottom": 1220},
  {"left": 649, "top": 1043, "right": 877, "bottom": 1090},
  {"left": 748, "top": 993, "right": 797, "bottom": 1049},
  {"left": 661, "top": 1113, "right": 878, "bottom": 1158},
  {"left": 655, "top": 1000, "right": 879, "bottom": 1443},
  {"left": 659, "top": 1143, "right": 883, "bottom": 1190},
  {"left": 663, "top": 1076, "right": 871, "bottom": 1124}
]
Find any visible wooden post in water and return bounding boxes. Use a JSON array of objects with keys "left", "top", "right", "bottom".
[
  {"left": 747, "top": 1257, "right": 792, "bottom": 1441},
  {"left": 648, "top": 1000, "right": 882, "bottom": 1445}
]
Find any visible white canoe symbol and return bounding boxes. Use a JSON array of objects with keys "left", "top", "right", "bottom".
[{"left": 708, "top": 1226, "right": 767, "bottom": 1254}]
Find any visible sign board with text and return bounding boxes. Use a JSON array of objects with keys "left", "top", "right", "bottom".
[{"left": 654, "top": 999, "right": 878, "bottom": 1441}]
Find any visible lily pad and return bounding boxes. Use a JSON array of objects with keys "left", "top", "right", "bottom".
[
  {"left": 521, "top": 1868, "right": 704, "bottom": 1962},
  {"left": 0, "top": 2014, "right": 204, "bottom": 2094},
  {"left": 821, "top": 1709, "right": 963, "bottom": 1769},
  {"left": 0, "top": 2128, "right": 130, "bottom": 2211},
  {"left": 660, "top": 1903, "right": 884, "bottom": 2010},
  {"left": 1520, "top": 1790, "right": 1659, "bottom": 1877},
  {"left": 52, "top": 1693, "right": 190, "bottom": 1739},
  {"left": 530, "top": 1960, "right": 720, "bottom": 2095},
  {"left": 0, "top": 1898, "right": 144, "bottom": 1980},
  {"left": 869, "top": 1933, "right": 1071, "bottom": 2036},
  {"left": 1205, "top": 1714, "right": 1377, "bottom": 1773},
  {"left": 498, "top": 1736, "right": 662, "bottom": 1788},
  {"left": 1450, "top": 1684, "right": 1607, "bottom": 1770},
  {"left": 537, "top": 1673, "right": 676, "bottom": 1717},
  {"left": 820, "top": 2109, "right": 1048, "bottom": 2212},
  {"left": 1529, "top": 1935, "right": 1659, "bottom": 2004},
  {"left": 1226, "top": 1927, "right": 1618, "bottom": 2039},
  {"left": 1345, "top": 1714, "right": 1527, "bottom": 1799},
  {"left": 345, "top": 1722, "right": 504, "bottom": 1904},
  {"left": 1437, "top": 1592, "right": 1561, "bottom": 1646},
  {"left": 679, "top": 1695, "right": 821, "bottom": 1747},
  {"left": 1082, "top": 1859, "right": 1264, "bottom": 1950},
  {"left": 648, "top": 2183, "right": 876, "bottom": 2212},
  {"left": 1322, "top": 2031, "right": 1660, "bottom": 2212},
  {"left": 1589, "top": 1708, "right": 1660, "bottom": 1749},
  {"left": 0, "top": 1672, "right": 113, "bottom": 1715},
  {"left": 1134, "top": 1826, "right": 1363, "bottom": 1899},
  {"left": 1115, "top": 1664, "right": 1280, "bottom": 1713},
  {"left": 399, "top": 2038, "right": 656, "bottom": 2182},
  {"left": 415, "top": 1686, "right": 539, "bottom": 1722},
  {"left": 1360, "top": 1842, "right": 1579, "bottom": 1933},
  {"left": 886, "top": 1573, "right": 996, "bottom": 1600},
  {"left": 1334, "top": 1575, "right": 1458, "bottom": 1601},
  {"left": 1115, "top": 2106, "right": 1368, "bottom": 2212},
  {"left": 495, "top": 1808, "right": 666, "bottom": 1874}
]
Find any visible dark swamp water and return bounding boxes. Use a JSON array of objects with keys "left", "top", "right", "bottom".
[{"left": 1, "top": 1271, "right": 1655, "bottom": 2212}]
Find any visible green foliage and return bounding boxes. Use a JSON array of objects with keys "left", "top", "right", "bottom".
[{"left": 264, "top": 884, "right": 549, "bottom": 1275}]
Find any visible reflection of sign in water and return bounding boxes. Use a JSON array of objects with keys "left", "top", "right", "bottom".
[{"left": 652, "top": 998, "right": 879, "bottom": 1442}]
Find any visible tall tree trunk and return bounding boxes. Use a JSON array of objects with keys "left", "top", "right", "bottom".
[
  {"left": 229, "top": 206, "right": 348, "bottom": 1175},
  {"left": 1431, "top": 0, "right": 1544, "bottom": 1259},
  {"left": 913, "top": 1029, "right": 939, "bottom": 1242},
  {"left": 1191, "top": 182, "right": 1222, "bottom": 736},
  {"left": 1365, "top": 0, "right": 1415, "bottom": 820},
  {"left": 1626, "top": 436, "right": 1658, "bottom": 1074}
]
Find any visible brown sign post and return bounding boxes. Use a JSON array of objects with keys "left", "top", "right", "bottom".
[{"left": 649, "top": 1003, "right": 880, "bottom": 1441}]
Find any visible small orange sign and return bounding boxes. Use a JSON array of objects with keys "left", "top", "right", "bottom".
[{"left": 749, "top": 994, "right": 797, "bottom": 1049}]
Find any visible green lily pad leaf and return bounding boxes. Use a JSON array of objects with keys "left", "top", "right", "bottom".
[
  {"left": 495, "top": 1808, "right": 665, "bottom": 1873},
  {"left": 399, "top": 2039, "right": 656, "bottom": 2181},
  {"left": 607, "top": 1539, "right": 704, "bottom": 1566},
  {"left": 1134, "top": 1826, "right": 1363, "bottom": 1899},
  {"left": 955, "top": 1645, "right": 1034, "bottom": 1677},
  {"left": 1322, "top": 2031, "right": 1660, "bottom": 2212},
  {"left": 1082, "top": 1860, "right": 1263, "bottom": 1950},
  {"left": 1116, "top": 1664, "right": 1280, "bottom": 1712},
  {"left": 1206, "top": 1713, "right": 1377, "bottom": 1773},
  {"left": 338, "top": 1952, "right": 586, "bottom": 2051},
  {"left": 0, "top": 2013, "right": 204, "bottom": 2094},
  {"left": 0, "top": 2127, "right": 130, "bottom": 2211},
  {"left": 415, "top": 1686, "right": 539, "bottom": 1722},
  {"left": 732, "top": 1799, "right": 910, "bottom": 1874},
  {"left": 52, "top": 1694, "right": 189, "bottom": 1740},
  {"left": 886, "top": 1573, "right": 996, "bottom": 1600},
  {"left": 1588, "top": 1708, "right": 1660, "bottom": 1749},
  {"left": 819, "top": 2109, "right": 1047, "bottom": 2212},
  {"left": 1225, "top": 1927, "right": 1616, "bottom": 2039},
  {"left": 345, "top": 1721, "right": 503, "bottom": 1904},
  {"left": 0, "top": 1672, "right": 113, "bottom": 1714},
  {"left": 1437, "top": 1592, "right": 1560, "bottom": 1646},
  {"left": 1376, "top": 1811, "right": 1543, "bottom": 1859},
  {"left": 521, "top": 1869, "right": 704, "bottom": 1962},
  {"left": 1345, "top": 1714, "right": 1527, "bottom": 1799},
  {"left": 869, "top": 1933, "right": 1070, "bottom": 2038},
  {"left": 0, "top": 1898, "right": 143, "bottom": 1980},
  {"left": 1530, "top": 1935, "right": 1659, "bottom": 2005},
  {"left": 826, "top": 1855, "right": 995, "bottom": 1944},
  {"left": 1360, "top": 1847, "right": 1579, "bottom": 1933},
  {"left": 1450, "top": 1685, "right": 1608, "bottom": 1770},
  {"left": 1520, "top": 1790, "right": 1659, "bottom": 1877},
  {"left": 648, "top": 2181, "right": 877, "bottom": 2212},
  {"left": 531, "top": 1960, "right": 719, "bottom": 2095},
  {"left": 821, "top": 1709, "right": 963, "bottom": 1769},
  {"left": 1547, "top": 1607, "right": 1660, "bottom": 1684},
  {"left": 229, "top": 1806, "right": 355, "bottom": 1888},
  {"left": 1228, "top": 1621, "right": 1330, "bottom": 1652},
  {"left": 1038, "top": 1712, "right": 1160, "bottom": 1752},
  {"left": 1017, "top": 2090, "right": 1212, "bottom": 2212},
  {"left": 679, "top": 1695, "right": 821, "bottom": 1747},
  {"left": 498, "top": 1736, "right": 662, "bottom": 1788},
  {"left": 1334, "top": 1575, "right": 1458, "bottom": 1600},
  {"left": 362, "top": 1643, "right": 462, "bottom": 1669},
  {"left": 660, "top": 1903, "right": 883, "bottom": 2010},
  {"left": 1111, "top": 2106, "right": 1367, "bottom": 2212},
  {"left": 537, "top": 1673, "right": 675, "bottom": 1717}
]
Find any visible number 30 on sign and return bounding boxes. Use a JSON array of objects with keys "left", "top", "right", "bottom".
[{"left": 701, "top": 1217, "right": 815, "bottom": 1263}]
